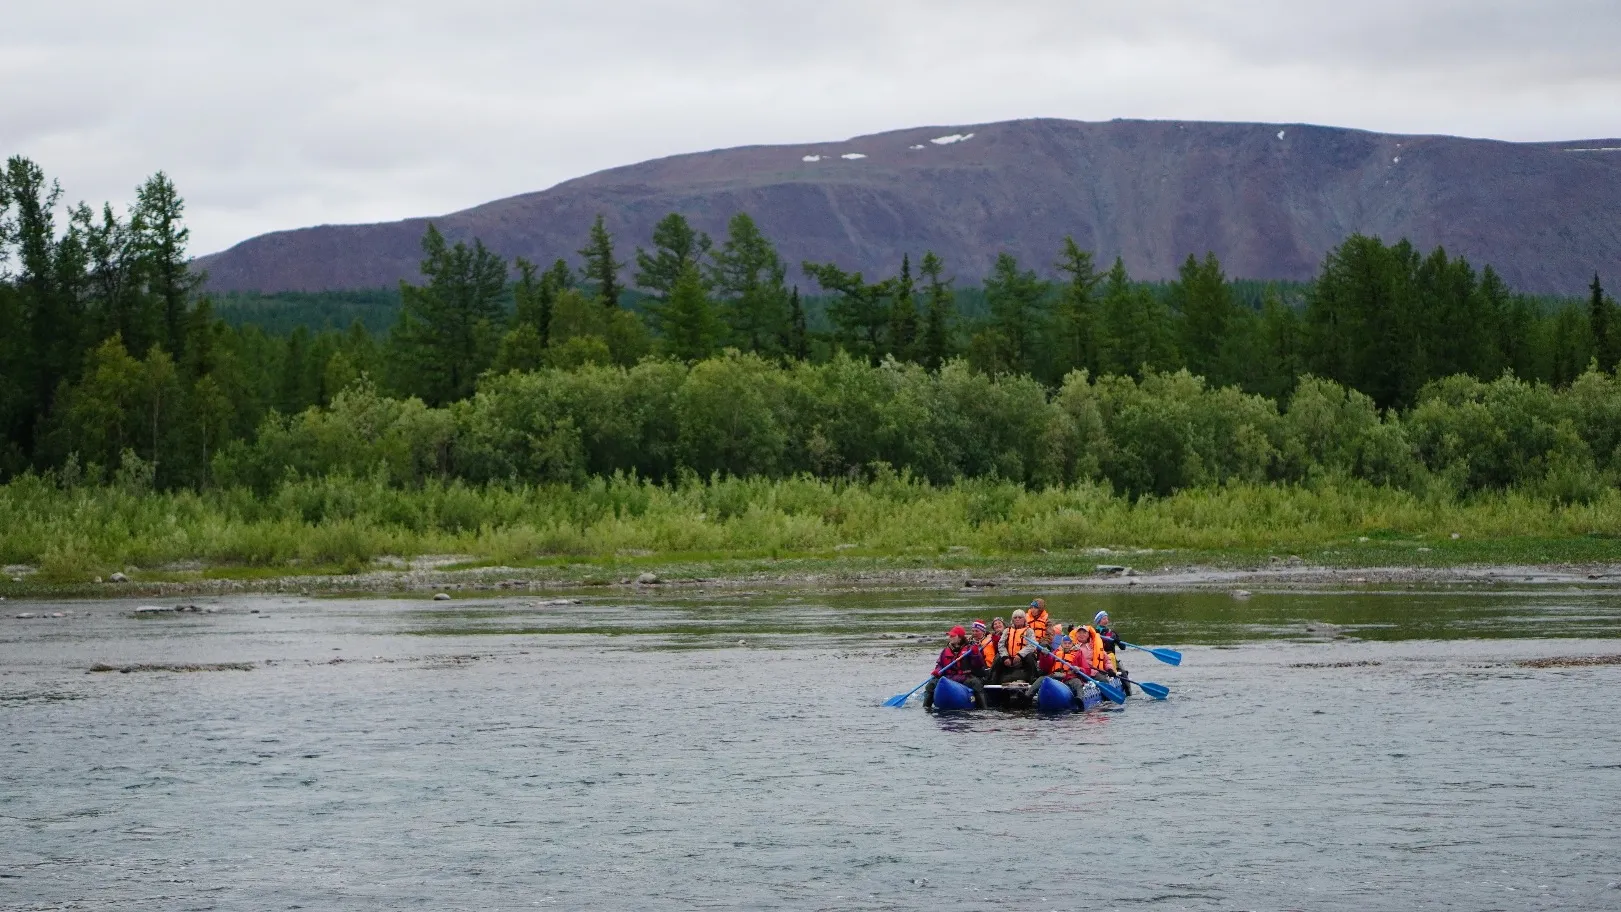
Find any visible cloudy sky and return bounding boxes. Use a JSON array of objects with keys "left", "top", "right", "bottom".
[{"left": 6, "top": 0, "right": 1618, "bottom": 255}]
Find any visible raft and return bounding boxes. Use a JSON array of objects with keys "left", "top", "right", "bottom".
[
  {"left": 930, "top": 678, "right": 1106, "bottom": 713},
  {"left": 932, "top": 676, "right": 976, "bottom": 711}
]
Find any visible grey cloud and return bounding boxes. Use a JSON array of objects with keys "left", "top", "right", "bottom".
[{"left": 4, "top": 0, "right": 1616, "bottom": 255}]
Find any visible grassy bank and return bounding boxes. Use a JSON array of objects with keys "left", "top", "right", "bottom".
[{"left": 3, "top": 473, "right": 1619, "bottom": 589}]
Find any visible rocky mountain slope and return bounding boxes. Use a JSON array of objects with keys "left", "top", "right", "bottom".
[{"left": 194, "top": 118, "right": 1621, "bottom": 295}]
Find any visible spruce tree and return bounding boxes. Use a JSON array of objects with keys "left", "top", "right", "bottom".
[
  {"left": 1171, "top": 252, "right": 1237, "bottom": 383},
  {"left": 887, "top": 254, "right": 919, "bottom": 361},
  {"left": 132, "top": 172, "right": 200, "bottom": 358},
  {"left": 390, "top": 224, "right": 508, "bottom": 405},
  {"left": 578, "top": 214, "right": 623, "bottom": 308},
  {"left": 635, "top": 212, "right": 710, "bottom": 300},
  {"left": 710, "top": 213, "right": 788, "bottom": 354},
  {"left": 1055, "top": 237, "right": 1101, "bottom": 376},
  {"left": 1098, "top": 257, "right": 1174, "bottom": 378},
  {"left": 918, "top": 251, "right": 954, "bottom": 370},
  {"left": 784, "top": 286, "right": 810, "bottom": 361},
  {"left": 983, "top": 252, "right": 1050, "bottom": 376},
  {"left": 1589, "top": 273, "right": 1620, "bottom": 373},
  {"left": 661, "top": 260, "right": 722, "bottom": 362}
]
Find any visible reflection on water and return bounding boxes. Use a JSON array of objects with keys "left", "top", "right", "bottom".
[{"left": 1, "top": 583, "right": 1618, "bottom": 910}]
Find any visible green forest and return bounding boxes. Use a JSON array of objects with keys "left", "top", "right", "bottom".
[{"left": 3, "top": 156, "right": 1620, "bottom": 579}]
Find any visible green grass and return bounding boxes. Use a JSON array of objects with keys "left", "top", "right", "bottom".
[{"left": 2, "top": 473, "right": 1618, "bottom": 595}]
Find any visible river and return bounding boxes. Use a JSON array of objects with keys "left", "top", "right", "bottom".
[{"left": 3, "top": 584, "right": 1619, "bottom": 910}]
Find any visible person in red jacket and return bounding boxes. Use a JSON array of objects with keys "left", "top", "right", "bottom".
[
  {"left": 923, "top": 625, "right": 987, "bottom": 710},
  {"left": 1030, "top": 634, "right": 1096, "bottom": 705}
]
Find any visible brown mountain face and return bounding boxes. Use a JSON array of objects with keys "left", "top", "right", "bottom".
[{"left": 193, "top": 118, "right": 1621, "bottom": 295}]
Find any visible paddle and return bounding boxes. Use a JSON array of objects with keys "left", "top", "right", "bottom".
[
  {"left": 1035, "top": 644, "right": 1126, "bottom": 705},
  {"left": 1119, "top": 640, "right": 1182, "bottom": 666},
  {"left": 1133, "top": 678, "right": 1171, "bottom": 700},
  {"left": 883, "top": 645, "right": 973, "bottom": 707}
]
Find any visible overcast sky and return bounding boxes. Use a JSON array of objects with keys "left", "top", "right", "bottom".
[{"left": 6, "top": 0, "right": 1618, "bottom": 255}]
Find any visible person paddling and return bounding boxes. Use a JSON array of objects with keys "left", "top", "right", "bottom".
[
  {"left": 923, "top": 625, "right": 987, "bottom": 710},
  {"left": 1030, "top": 632, "right": 1096, "bottom": 705},
  {"left": 1093, "top": 610, "right": 1132, "bottom": 695},
  {"left": 993, "top": 609, "right": 1039, "bottom": 684}
]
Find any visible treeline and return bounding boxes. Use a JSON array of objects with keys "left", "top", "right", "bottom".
[
  {"left": 213, "top": 359, "right": 1621, "bottom": 505},
  {"left": 3, "top": 156, "right": 1620, "bottom": 494}
]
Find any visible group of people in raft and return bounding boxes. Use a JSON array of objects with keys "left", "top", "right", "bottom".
[{"left": 922, "top": 599, "right": 1130, "bottom": 710}]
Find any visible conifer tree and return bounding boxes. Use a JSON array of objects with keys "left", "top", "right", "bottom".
[
  {"left": 1590, "top": 273, "right": 1620, "bottom": 373},
  {"left": 918, "top": 251, "right": 954, "bottom": 371},
  {"left": 783, "top": 286, "right": 810, "bottom": 361},
  {"left": 661, "top": 260, "right": 722, "bottom": 362},
  {"left": 390, "top": 224, "right": 508, "bottom": 405},
  {"left": 578, "top": 214, "right": 623, "bottom": 308},
  {"left": 710, "top": 213, "right": 788, "bottom": 354},
  {"left": 132, "top": 172, "right": 200, "bottom": 358},
  {"left": 512, "top": 258, "right": 552, "bottom": 343},
  {"left": 887, "top": 254, "right": 919, "bottom": 361},
  {"left": 1055, "top": 237, "right": 1101, "bottom": 376},
  {"left": 804, "top": 261, "right": 892, "bottom": 362},
  {"left": 982, "top": 252, "right": 1050, "bottom": 376},
  {"left": 635, "top": 212, "right": 710, "bottom": 300},
  {"left": 1098, "top": 257, "right": 1175, "bottom": 378},
  {"left": 1171, "top": 252, "right": 1237, "bottom": 383}
]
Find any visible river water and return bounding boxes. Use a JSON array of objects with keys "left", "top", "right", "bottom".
[{"left": 3, "top": 584, "right": 1619, "bottom": 910}]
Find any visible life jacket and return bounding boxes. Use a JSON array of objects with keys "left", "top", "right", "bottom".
[
  {"left": 1071, "top": 626, "right": 1110, "bottom": 673},
  {"left": 1056, "top": 644, "right": 1092, "bottom": 678},
  {"left": 979, "top": 634, "right": 997, "bottom": 669},
  {"left": 1006, "top": 625, "right": 1030, "bottom": 660},
  {"left": 1027, "top": 608, "right": 1049, "bottom": 640},
  {"left": 938, "top": 644, "right": 971, "bottom": 678},
  {"left": 1097, "top": 626, "right": 1121, "bottom": 670}
]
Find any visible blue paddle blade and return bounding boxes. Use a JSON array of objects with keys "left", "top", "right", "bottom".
[
  {"left": 883, "top": 693, "right": 910, "bottom": 707},
  {"left": 1138, "top": 680, "right": 1170, "bottom": 700},
  {"left": 1097, "top": 680, "right": 1127, "bottom": 705},
  {"left": 1153, "top": 648, "right": 1183, "bottom": 666}
]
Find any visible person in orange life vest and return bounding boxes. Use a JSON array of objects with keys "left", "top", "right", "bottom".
[
  {"left": 972, "top": 619, "right": 997, "bottom": 672},
  {"left": 1093, "top": 610, "right": 1133, "bottom": 696},
  {"left": 993, "top": 609, "right": 1039, "bottom": 684},
  {"left": 1030, "top": 631, "right": 1096, "bottom": 703},
  {"left": 923, "top": 625, "right": 987, "bottom": 710},
  {"left": 1071, "top": 620, "right": 1131, "bottom": 696},
  {"left": 1025, "top": 599, "right": 1050, "bottom": 641}
]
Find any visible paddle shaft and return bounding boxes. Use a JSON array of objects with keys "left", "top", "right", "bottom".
[
  {"left": 1035, "top": 644, "right": 1126, "bottom": 704},
  {"left": 886, "top": 643, "right": 974, "bottom": 706}
]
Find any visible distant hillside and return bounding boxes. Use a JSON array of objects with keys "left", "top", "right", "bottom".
[{"left": 193, "top": 118, "right": 1621, "bottom": 296}]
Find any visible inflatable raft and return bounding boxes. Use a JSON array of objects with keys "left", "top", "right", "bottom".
[{"left": 930, "top": 677, "right": 1106, "bottom": 713}]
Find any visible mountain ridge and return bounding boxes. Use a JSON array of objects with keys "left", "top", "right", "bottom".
[{"left": 193, "top": 117, "right": 1621, "bottom": 295}]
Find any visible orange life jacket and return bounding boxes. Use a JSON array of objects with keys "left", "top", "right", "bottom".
[
  {"left": 1055, "top": 644, "right": 1092, "bottom": 678},
  {"left": 1006, "top": 625, "right": 1030, "bottom": 660},
  {"left": 1027, "top": 608, "right": 1049, "bottom": 640},
  {"left": 1071, "top": 626, "right": 1110, "bottom": 672},
  {"left": 979, "top": 634, "right": 997, "bottom": 668}
]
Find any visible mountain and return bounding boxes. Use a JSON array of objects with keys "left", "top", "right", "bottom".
[{"left": 193, "top": 118, "right": 1621, "bottom": 296}]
